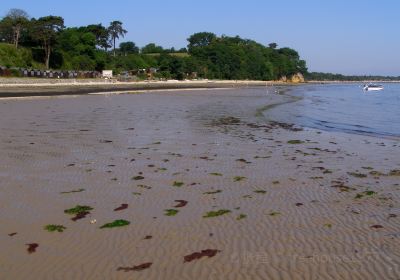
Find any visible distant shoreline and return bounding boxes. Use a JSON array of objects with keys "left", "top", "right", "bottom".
[{"left": 0, "top": 79, "right": 299, "bottom": 98}]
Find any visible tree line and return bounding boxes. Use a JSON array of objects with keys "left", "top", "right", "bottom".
[
  {"left": 0, "top": 8, "right": 308, "bottom": 80},
  {"left": 305, "top": 72, "right": 400, "bottom": 81}
]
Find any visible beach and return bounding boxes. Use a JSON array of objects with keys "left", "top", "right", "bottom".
[{"left": 0, "top": 86, "right": 399, "bottom": 279}]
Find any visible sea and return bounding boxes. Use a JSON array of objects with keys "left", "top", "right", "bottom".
[{"left": 263, "top": 83, "right": 400, "bottom": 138}]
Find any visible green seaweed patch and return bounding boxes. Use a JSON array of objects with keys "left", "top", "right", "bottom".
[
  {"left": 369, "top": 170, "right": 385, "bottom": 177},
  {"left": 233, "top": 176, "right": 247, "bottom": 182},
  {"left": 362, "top": 166, "right": 374, "bottom": 170},
  {"left": 132, "top": 176, "right": 145, "bottom": 180},
  {"left": 209, "top": 173, "right": 223, "bottom": 176},
  {"left": 203, "top": 209, "right": 231, "bottom": 218},
  {"left": 64, "top": 205, "right": 93, "bottom": 215},
  {"left": 347, "top": 172, "right": 367, "bottom": 178},
  {"left": 44, "top": 224, "right": 66, "bottom": 232},
  {"left": 237, "top": 214, "right": 247, "bottom": 220},
  {"left": 60, "top": 188, "right": 85, "bottom": 194},
  {"left": 254, "top": 190, "right": 267, "bottom": 194},
  {"left": 269, "top": 211, "right": 281, "bottom": 216},
  {"left": 389, "top": 169, "right": 400, "bottom": 176},
  {"left": 172, "top": 181, "right": 184, "bottom": 187},
  {"left": 132, "top": 192, "right": 142, "bottom": 196},
  {"left": 287, "top": 140, "right": 304, "bottom": 144},
  {"left": 100, "top": 219, "right": 130, "bottom": 229},
  {"left": 203, "top": 190, "right": 222, "bottom": 195},
  {"left": 324, "top": 223, "right": 332, "bottom": 229},
  {"left": 355, "top": 190, "right": 377, "bottom": 199},
  {"left": 164, "top": 209, "right": 179, "bottom": 216}
]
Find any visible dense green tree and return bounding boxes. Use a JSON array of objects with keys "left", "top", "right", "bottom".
[
  {"left": 2, "top": 9, "right": 30, "bottom": 48},
  {"left": 86, "top": 24, "right": 111, "bottom": 50},
  {"left": 141, "top": 43, "right": 164, "bottom": 54},
  {"left": 187, "top": 32, "right": 216, "bottom": 53},
  {"left": 31, "top": 16, "right": 64, "bottom": 69},
  {"left": 108, "top": 21, "right": 127, "bottom": 57},
  {"left": 119, "top": 41, "right": 139, "bottom": 55}
]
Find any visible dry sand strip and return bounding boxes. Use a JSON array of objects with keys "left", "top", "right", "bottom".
[
  {"left": 0, "top": 79, "right": 284, "bottom": 98},
  {"left": 0, "top": 87, "right": 399, "bottom": 280}
]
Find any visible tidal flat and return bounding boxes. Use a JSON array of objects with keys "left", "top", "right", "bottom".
[{"left": 0, "top": 87, "right": 399, "bottom": 279}]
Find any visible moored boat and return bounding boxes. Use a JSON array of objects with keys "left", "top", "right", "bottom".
[{"left": 363, "top": 83, "right": 384, "bottom": 91}]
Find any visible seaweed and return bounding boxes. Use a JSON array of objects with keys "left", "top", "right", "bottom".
[
  {"left": 209, "top": 173, "right": 223, "bottom": 176},
  {"left": 132, "top": 176, "right": 145, "bottom": 180},
  {"left": 144, "top": 235, "right": 153, "bottom": 240},
  {"left": 237, "top": 214, "right": 247, "bottom": 220},
  {"left": 100, "top": 219, "right": 130, "bottom": 229},
  {"left": 184, "top": 249, "right": 221, "bottom": 263},
  {"left": 287, "top": 140, "right": 304, "bottom": 144},
  {"left": 389, "top": 170, "right": 400, "bottom": 176},
  {"left": 44, "top": 224, "right": 66, "bottom": 232},
  {"left": 203, "top": 209, "right": 231, "bottom": 218},
  {"left": 164, "top": 209, "right": 179, "bottom": 216},
  {"left": 254, "top": 190, "right": 267, "bottom": 194},
  {"left": 117, "top": 262, "right": 152, "bottom": 272},
  {"left": 172, "top": 181, "right": 184, "bottom": 187},
  {"left": 65, "top": 205, "right": 93, "bottom": 221},
  {"left": 60, "top": 188, "right": 85, "bottom": 194},
  {"left": 203, "top": 190, "right": 222, "bottom": 195},
  {"left": 236, "top": 159, "right": 251, "bottom": 164},
  {"left": 114, "top": 204, "right": 128, "bottom": 211},
  {"left": 295, "top": 203, "right": 304, "bottom": 207},
  {"left": 233, "top": 176, "right": 246, "bottom": 182},
  {"left": 64, "top": 205, "right": 93, "bottom": 215},
  {"left": 99, "top": 140, "right": 113, "bottom": 143},
  {"left": 26, "top": 243, "right": 39, "bottom": 254},
  {"left": 354, "top": 190, "right": 377, "bottom": 199},
  {"left": 174, "top": 200, "right": 188, "bottom": 208},
  {"left": 269, "top": 211, "right": 281, "bottom": 216},
  {"left": 370, "top": 225, "right": 384, "bottom": 229},
  {"left": 347, "top": 172, "right": 367, "bottom": 178}
]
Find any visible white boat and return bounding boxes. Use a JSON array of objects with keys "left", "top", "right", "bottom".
[{"left": 363, "top": 83, "right": 384, "bottom": 91}]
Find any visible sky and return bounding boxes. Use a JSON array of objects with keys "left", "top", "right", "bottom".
[{"left": 1, "top": 0, "right": 399, "bottom": 76}]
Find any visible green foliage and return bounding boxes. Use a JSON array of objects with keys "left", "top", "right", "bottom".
[
  {"left": 64, "top": 205, "right": 93, "bottom": 215},
  {"left": 0, "top": 43, "right": 43, "bottom": 68},
  {"left": 0, "top": 10, "right": 308, "bottom": 80},
  {"left": 203, "top": 209, "right": 231, "bottom": 218},
  {"left": 172, "top": 181, "right": 184, "bottom": 187},
  {"left": 44, "top": 224, "right": 66, "bottom": 232},
  {"left": 164, "top": 209, "right": 179, "bottom": 216},
  {"left": 287, "top": 140, "right": 305, "bottom": 144},
  {"left": 141, "top": 43, "right": 164, "bottom": 54},
  {"left": 100, "top": 219, "right": 130, "bottom": 229}
]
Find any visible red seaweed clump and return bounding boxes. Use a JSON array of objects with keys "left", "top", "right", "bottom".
[
  {"left": 174, "top": 200, "right": 188, "bottom": 208},
  {"left": 184, "top": 249, "right": 221, "bottom": 263},
  {"left": 114, "top": 204, "right": 129, "bottom": 211},
  {"left": 26, "top": 243, "right": 39, "bottom": 254},
  {"left": 117, "top": 262, "right": 152, "bottom": 272}
]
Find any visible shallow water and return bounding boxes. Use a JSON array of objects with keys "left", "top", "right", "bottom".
[{"left": 263, "top": 83, "right": 400, "bottom": 138}]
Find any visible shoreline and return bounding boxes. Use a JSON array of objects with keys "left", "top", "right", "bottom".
[{"left": 0, "top": 79, "right": 300, "bottom": 98}]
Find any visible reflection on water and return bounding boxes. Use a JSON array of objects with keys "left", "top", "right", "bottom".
[{"left": 263, "top": 83, "right": 400, "bottom": 138}]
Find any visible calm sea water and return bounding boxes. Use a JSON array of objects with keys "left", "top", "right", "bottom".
[{"left": 263, "top": 83, "right": 400, "bottom": 138}]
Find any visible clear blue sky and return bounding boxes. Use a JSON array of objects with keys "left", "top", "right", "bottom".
[{"left": 1, "top": 0, "right": 399, "bottom": 75}]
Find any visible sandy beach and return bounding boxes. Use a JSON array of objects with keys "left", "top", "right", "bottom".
[{"left": 0, "top": 86, "right": 399, "bottom": 279}]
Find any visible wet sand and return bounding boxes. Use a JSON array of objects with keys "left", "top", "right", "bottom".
[{"left": 0, "top": 87, "right": 399, "bottom": 279}]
